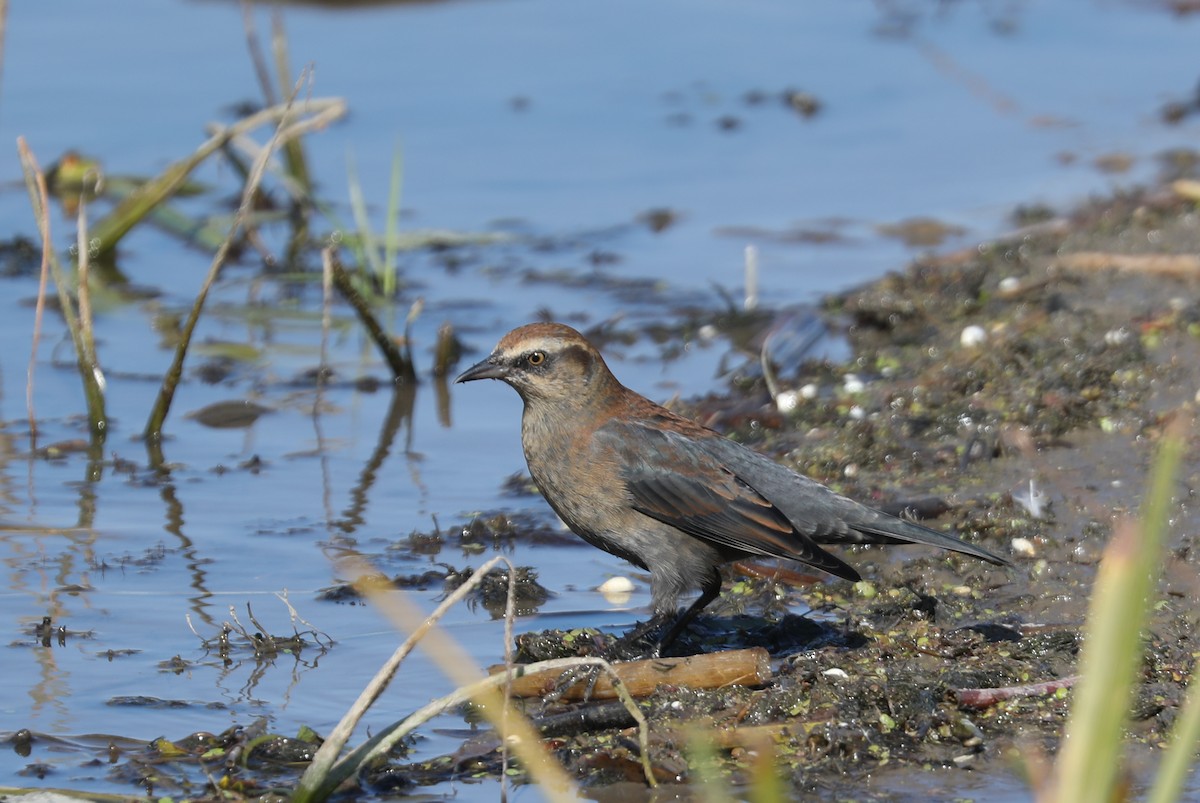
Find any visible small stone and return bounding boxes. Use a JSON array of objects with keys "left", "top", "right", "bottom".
[
  {"left": 1104, "top": 327, "right": 1131, "bottom": 346},
  {"left": 960, "top": 325, "right": 987, "bottom": 348},
  {"left": 598, "top": 576, "right": 634, "bottom": 605},
  {"left": 854, "top": 580, "right": 876, "bottom": 598},
  {"left": 1011, "top": 537, "right": 1036, "bottom": 557},
  {"left": 776, "top": 390, "right": 801, "bottom": 413},
  {"left": 598, "top": 576, "right": 634, "bottom": 594}
]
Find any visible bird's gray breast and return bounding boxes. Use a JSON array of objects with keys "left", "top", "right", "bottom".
[{"left": 520, "top": 405, "right": 638, "bottom": 546}]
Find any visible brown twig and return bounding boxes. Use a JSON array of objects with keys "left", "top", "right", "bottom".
[
  {"left": 327, "top": 252, "right": 417, "bottom": 382},
  {"left": 240, "top": 0, "right": 277, "bottom": 107},
  {"left": 144, "top": 74, "right": 320, "bottom": 447},
  {"left": 954, "top": 675, "right": 1079, "bottom": 709},
  {"left": 1053, "top": 251, "right": 1200, "bottom": 277},
  {"left": 495, "top": 647, "right": 772, "bottom": 701}
]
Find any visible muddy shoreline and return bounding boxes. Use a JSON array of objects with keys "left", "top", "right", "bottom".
[{"left": 443, "top": 183, "right": 1200, "bottom": 798}]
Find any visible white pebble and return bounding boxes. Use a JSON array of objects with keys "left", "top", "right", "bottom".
[
  {"left": 1104, "top": 328, "right": 1130, "bottom": 346},
  {"left": 960, "top": 325, "right": 987, "bottom": 348},
  {"left": 1010, "top": 537, "right": 1036, "bottom": 557},
  {"left": 822, "top": 668, "right": 849, "bottom": 679},
  {"left": 775, "top": 390, "right": 801, "bottom": 413},
  {"left": 598, "top": 576, "right": 634, "bottom": 605},
  {"left": 843, "top": 374, "right": 865, "bottom": 394},
  {"left": 848, "top": 405, "right": 865, "bottom": 420},
  {"left": 799, "top": 383, "right": 818, "bottom": 400},
  {"left": 598, "top": 576, "right": 634, "bottom": 594},
  {"left": 998, "top": 277, "right": 1021, "bottom": 293}
]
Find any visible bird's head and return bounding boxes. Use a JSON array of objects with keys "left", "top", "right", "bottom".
[{"left": 455, "top": 322, "right": 617, "bottom": 405}]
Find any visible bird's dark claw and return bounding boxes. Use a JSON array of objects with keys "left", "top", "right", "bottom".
[
  {"left": 542, "top": 663, "right": 605, "bottom": 704},
  {"left": 610, "top": 616, "right": 672, "bottom": 659},
  {"left": 538, "top": 617, "right": 678, "bottom": 704}
]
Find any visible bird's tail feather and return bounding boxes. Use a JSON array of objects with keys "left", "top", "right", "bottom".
[{"left": 852, "top": 517, "right": 1011, "bottom": 567}]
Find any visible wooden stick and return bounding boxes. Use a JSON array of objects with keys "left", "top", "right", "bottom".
[
  {"left": 495, "top": 647, "right": 771, "bottom": 701},
  {"left": 1053, "top": 251, "right": 1200, "bottom": 277}
]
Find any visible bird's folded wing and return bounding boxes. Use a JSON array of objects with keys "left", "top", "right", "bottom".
[
  {"left": 600, "top": 423, "right": 861, "bottom": 580},
  {"left": 701, "top": 431, "right": 1010, "bottom": 566}
]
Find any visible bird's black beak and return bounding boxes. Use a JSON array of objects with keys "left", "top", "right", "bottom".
[{"left": 455, "top": 355, "right": 508, "bottom": 383}]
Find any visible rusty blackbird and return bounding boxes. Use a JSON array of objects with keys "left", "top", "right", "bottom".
[{"left": 456, "top": 322, "right": 1010, "bottom": 655}]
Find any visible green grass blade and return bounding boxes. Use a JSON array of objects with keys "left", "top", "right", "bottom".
[
  {"left": 1051, "top": 419, "right": 1186, "bottom": 803},
  {"left": 381, "top": 139, "right": 404, "bottom": 297},
  {"left": 345, "top": 148, "right": 382, "bottom": 280},
  {"left": 1148, "top": 668, "right": 1200, "bottom": 803}
]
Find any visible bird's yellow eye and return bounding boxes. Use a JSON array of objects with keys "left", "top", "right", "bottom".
[{"left": 526, "top": 351, "right": 546, "bottom": 366}]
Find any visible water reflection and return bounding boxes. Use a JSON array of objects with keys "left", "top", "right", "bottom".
[{"left": 330, "top": 384, "right": 416, "bottom": 536}]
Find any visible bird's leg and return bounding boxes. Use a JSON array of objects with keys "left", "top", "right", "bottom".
[
  {"left": 652, "top": 569, "right": 723, "bottom": 658},
  {"left": 606, "top": 612, "right": 674, "bottom": 660}
]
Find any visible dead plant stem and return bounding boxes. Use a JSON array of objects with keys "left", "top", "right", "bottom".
[
  {"left": 143, "top": 75, "right": 313, "bottom": 446},
  {"left": 18, "top": 137, "right": 107, "bottom": 444}
]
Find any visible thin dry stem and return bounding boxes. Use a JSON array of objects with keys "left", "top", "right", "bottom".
[
  {"left": 297, "top": 555, "right": 514, "bottom": 793},
  {"left": 18, "top": 137, "right": 107, "bottom": 443},
  {"left": 144, "top": 73, "right": 319, "bottom": 444},
  {"left": 74, "top": 173, "right": 105, "bottom": 407},
  {"left": 24, "top": 153, "right": 52, "bottom": 444},
  {"left": 352, "top": 564, "right": 656, "bottom": 791},
  {"left": 240, "top": 0, "right": 277, "bottom": 107},
  {"left": 90, "top": 96, "right": 344, "bottom": 256}
]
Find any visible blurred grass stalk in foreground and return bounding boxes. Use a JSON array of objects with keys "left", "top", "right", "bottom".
[{"left": 1045, "top": 412, "right": 1194, "bottom": 803}]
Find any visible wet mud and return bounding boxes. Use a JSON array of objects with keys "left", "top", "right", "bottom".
[{"left": 465, "top": 184, "right": 1200, "bottom": 797}]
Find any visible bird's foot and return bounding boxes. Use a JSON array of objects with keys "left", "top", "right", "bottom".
[
  {"left": 541, "top": 662, "right": 606, "bottom": 704},
  {"left": 539, "top": 619, "right": 673, "bottom": 704},
  {"left": 608, "top": 621, "right": 668, "bottom": 659}
]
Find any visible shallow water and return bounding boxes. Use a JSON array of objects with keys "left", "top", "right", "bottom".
[{"left": 1, "top": 0, "right": 1197, "bottom": 798}]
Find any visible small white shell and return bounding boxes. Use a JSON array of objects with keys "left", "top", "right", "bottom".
[
  {"left": 598, "top": 576, "right": 635, "bottom": 605},
  {"left": 1011, "top": 537, "right": 1036, "bottom": 557},
  {"left": 960, "top": 325, "right": 987, "bottom": 348}
]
